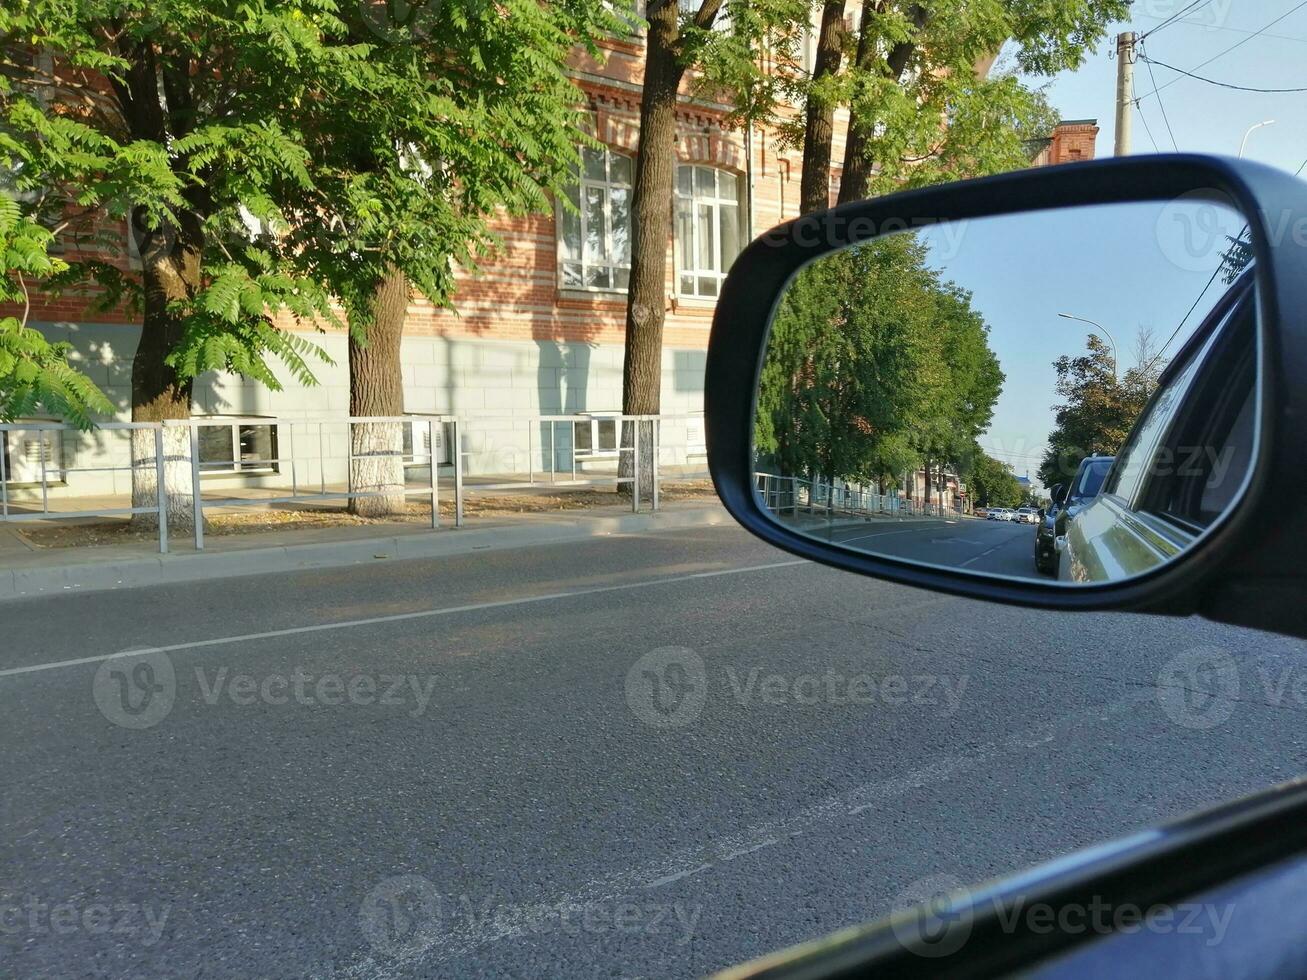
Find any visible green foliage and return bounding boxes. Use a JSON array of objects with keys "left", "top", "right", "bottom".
[
  {"left": 1038, "top": 334, "right": 1162, "bottom": 488},
  {"left": 970, "top": 453, "right": 1023, "bottom": 508},
  {"left": 1, "top": 0, "right": 627, "bottom": 405},
  {"left": 755, "top": 233, "right": 1002, "bottom": 488},
  {"left": 0, "top": 197, "right": 113, "bottom": 427},
  {"left": 772, "top": 0, "right": 1127, "bottom": 195},
  {"left": 285, "top": 0, "right": 630, "bottom": 333}
]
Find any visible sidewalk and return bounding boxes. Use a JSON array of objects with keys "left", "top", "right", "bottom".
[{"left": 0, "top": 500, "right": 732, "bottom": 601}]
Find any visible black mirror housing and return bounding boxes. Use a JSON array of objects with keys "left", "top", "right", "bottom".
[{"left": 706, "top": 154, "right": 1307, "bottom": 637}]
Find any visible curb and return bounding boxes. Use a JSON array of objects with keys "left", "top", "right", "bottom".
[{"left": 0, "top": 506, "right": 732, "bottom": 602}]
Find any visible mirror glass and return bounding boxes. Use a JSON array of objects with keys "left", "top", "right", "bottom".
[{"left": 753, "top": 197, "right": 1258, "bottom": 585}]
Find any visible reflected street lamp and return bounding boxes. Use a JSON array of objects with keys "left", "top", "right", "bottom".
[
  {"left": 1239, "top": 120, "right": 1276, "bottom": 159},
  {"left": 1057, "top": 312, "right": 1118, "bottom": 379}
]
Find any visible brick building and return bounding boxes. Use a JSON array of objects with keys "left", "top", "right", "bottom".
[{"left": 4, "top": 23, "right": 1096, "bottom": 494}]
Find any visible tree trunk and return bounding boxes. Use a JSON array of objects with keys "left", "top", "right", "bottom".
[
  {"left": 798, "top": 0, "right": 847, "bottom": 215},
  {"left": 348, "top": 265, "right": 409, "bottom": 517},
  {"left": 130, "top": 211, "right": 203, "bottom": 531},
  {"left": 619, "top": 0, "right": 693, "bottom": 500},
  {"left": 837, "top": 4, "right": 928, "bottom": 205}
]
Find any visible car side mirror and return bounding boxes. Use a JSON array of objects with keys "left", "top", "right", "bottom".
[
  {"left": 1038, "top": 508, "right": 1046, "bottom": 520},
  {"left": 707, "top": 155, "right": 1307, "bottom": 638}
]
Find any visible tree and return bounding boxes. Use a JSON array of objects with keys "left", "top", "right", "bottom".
[
  {"left": 771, "top": 2, "right": 1126, "bottom": 218},
  {"left": 283, "top": 0, "right": 623, "bottom": 515},
  {"left": 829, "top": 1, "right": 1129, "bottom": 206},
  {"left": 1038, "top": 333, "right": 1163, "bottom": 489},
  {"left": 970, "top": 452, "right": 1022, "bottom": 508},
  {"left": 908, "top": 279, "right": 1003, "bottom": 509},
  {"left": 621, "top": 0, "right": 802, "bottom": 495},
  {"left": 755, "top": 231, "right": 1002, "bottom": 499},
  {"left": 2, "top": 2, "right": 358, "bottom": 527},
  {"left": 3, "top": 0, "right": 624, "bottom": 526},
  {"left": 0, "top": 199, "right": 112, "bottom": 426}
]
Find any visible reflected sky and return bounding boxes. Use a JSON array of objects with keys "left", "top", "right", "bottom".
[{"left": 912, "top": 198, "right": 1248, "bottom": 487}]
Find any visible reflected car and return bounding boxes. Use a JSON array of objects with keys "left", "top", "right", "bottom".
[
  {"left": 1051, "top": 456, "right": 1114, "bottom": 577},
  {"left": 1063, "top": 277, "right": 1255, "bottom": 583},
  {"left": 1034, "top": 499, "right": 1062, "bottom": 575},
  {"left": 1016, "top": 507, "right": 1039, "bottom": 524}
]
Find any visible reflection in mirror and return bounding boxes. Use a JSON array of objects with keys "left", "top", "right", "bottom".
[{"left": 753, "top": 197, "right": 1257, "bottom": 585}]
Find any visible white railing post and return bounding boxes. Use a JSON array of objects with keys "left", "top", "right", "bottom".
[
  {"left": 0, "top": 428, "right": 8, "bottom": 519},
  {"left": 452, "top": 417, "right": 464, "bottom": 528},
  {"left": 288, "top": 422, "right": 298, "bottom": 498},
  {"left": 153, "top": 426, "right": 168, "bottom": 554},
  {"left": 39, "top": 429, "right": 49, "bottom": 515},
  {"left": 652, "top": 417, "right": 660, "bottom": 512},
  {"left": 188, "top": 423, "right": 204, "bottom": 551},
  {"left": 428, "top": 417, "right": 439, "bottom": 530},
  {"left": 318, "top": 421, "right": 327, "bottom": 496},
  {"left": 631, "top": 419, "right": 640, "bottom": 514}
]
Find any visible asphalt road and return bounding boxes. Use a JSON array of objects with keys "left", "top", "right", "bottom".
[
  {"left": 2, "top": 522, "right": 1305, "bottom": 978},
  {"left": 818, "top": 516, "right": 1041, "bottom": 578}
]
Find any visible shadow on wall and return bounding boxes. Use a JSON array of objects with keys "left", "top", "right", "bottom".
[
  {"left": 672, "top": 349, "right": 706, "bottom": 394},
  {"left": 537, "top": 340, "right": 594, "bottom": 472}
]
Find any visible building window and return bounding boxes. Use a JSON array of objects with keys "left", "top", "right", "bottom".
[
  {"left": 402, "top": 418, "right": 454, "bottom": 467},
  {"left": 675, "top": 165, "right": 742, "bottom": 299},
  {"left": 573, "top": 414, "right": 620, "bottom": 457},
  {"left": 558, "top": 147, "right": 633, "bottom": 291},
  {"left": 196, "top": 418, "right": 279, "bottom": 474},
  {"left": 679, "top": 0, "right": 730, "bottom": 31},
  {"left": 1, "top": 424, "right": 64, "bottom": 486}
]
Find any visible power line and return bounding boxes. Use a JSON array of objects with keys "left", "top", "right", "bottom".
[
  {"left": 1135, "top": 102, "right": 1161, "bottom": 152},
  {"left": 1142, "top": 258, "right": 1226, "bottom": 377},
  {"left": 1140, "top": 44, "right": 1180, "bottom": 149},
  {"left": 1140, "top": 0, "right": 1215, "bottom": 41},
  {"left": 1136, "top": 0, "right": 1307, "bottom": 103},
  {"left": 1138, "top": 54, "right": 1307, "bottom": 92},
  {"left": 1142, "top": 20, "right": 1307, "bottom": 46}
]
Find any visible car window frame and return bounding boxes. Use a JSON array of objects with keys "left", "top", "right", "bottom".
[
  {"left": 1138, "top": 286, "right": 1258, "bottom": 534},
  {"left": 1101, "top": 275, "right": 1254, "bottom": 518}
]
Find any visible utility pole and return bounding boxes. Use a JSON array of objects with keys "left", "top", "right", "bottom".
[{"left": 1114, "top": 31, "right": 1135, "bottom": 156}]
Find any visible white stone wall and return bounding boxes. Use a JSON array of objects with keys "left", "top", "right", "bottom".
[{"left": 7, "top": 323, "right": 707, "bottom": 502}]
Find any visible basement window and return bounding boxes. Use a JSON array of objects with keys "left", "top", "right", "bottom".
[
  {"left": 1, "top": 422, "right": 66, "bottom": 487},
  {"left": 195, "top": 417, "right": 279, "bottom": 475},
  {"left": 402, "top": 418, "right": 454, "bottom": 467},
  {"left": 574, "top": 414, "right": 620, "bottom": 458}
]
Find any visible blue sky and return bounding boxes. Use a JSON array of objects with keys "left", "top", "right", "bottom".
[
  {"left": 1012, "top": 1, "right": 1307, "bottom": 174},
  {"left": 916, "top": 200, "right": 1243, "bottom": 484},
  {"left": 968, "top": 0, "right": 1304, "bottom": 482}
]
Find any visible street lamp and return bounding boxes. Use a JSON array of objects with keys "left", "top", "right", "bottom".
[
  {"left": 1057, "top": 312, "right": 1118, "bottom": 379},
  {"left": 1239, "top": 119, "right": 1276, "bottom": 159}
]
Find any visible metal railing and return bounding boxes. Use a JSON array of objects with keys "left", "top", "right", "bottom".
[
  {"left": 755, "top": 473, "right": 956, "bottom": 521},
  {"left": 1, "top": 421, "right": 173, "bottom": 550},
  {"left": 0, "top": 413, "right": 710, "bottom": 556},
  {"left": 455, "top": 413, "right": 709, "bottom": 514}
]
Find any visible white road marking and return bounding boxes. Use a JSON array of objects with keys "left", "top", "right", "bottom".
[
  {"left": 959, "top": 536, "right": 1020, "bottom": 568},
  {"left": 721, "top": 839, "right": 779, "bottom": 861},
  {"left": 0, "top": 559, "right": 809, "bottom": 681},
  {"left": 643, "top": 864, "right": 713, "bottom": 888},
  {"left": 834, "top": 525, "right": 941, "bottom": 545},
  {"left": 328, "top": 685, "right": 1159, "bottom": 979}
]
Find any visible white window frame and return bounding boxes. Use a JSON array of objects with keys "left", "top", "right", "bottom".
[
  {"left": 402, "top": 418, "right": 454, "bottom": 467},
  {"left": 675, "top": 165, "right": 743, "bottom": 300},
  {"left": 573, "top": 413, "right": 621, "bottom": 459},
  {"left": 195, "top": 417, "right": 279, "bottom": 475},
  {"left": 1, "top": 422, "right": 65, "bottom": 487},
  {"left": 557, "top": 147, "right": 634, "bottom": 293},
  {"left": 678, "top": 0, "right": 730, "bottom": 31}
]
